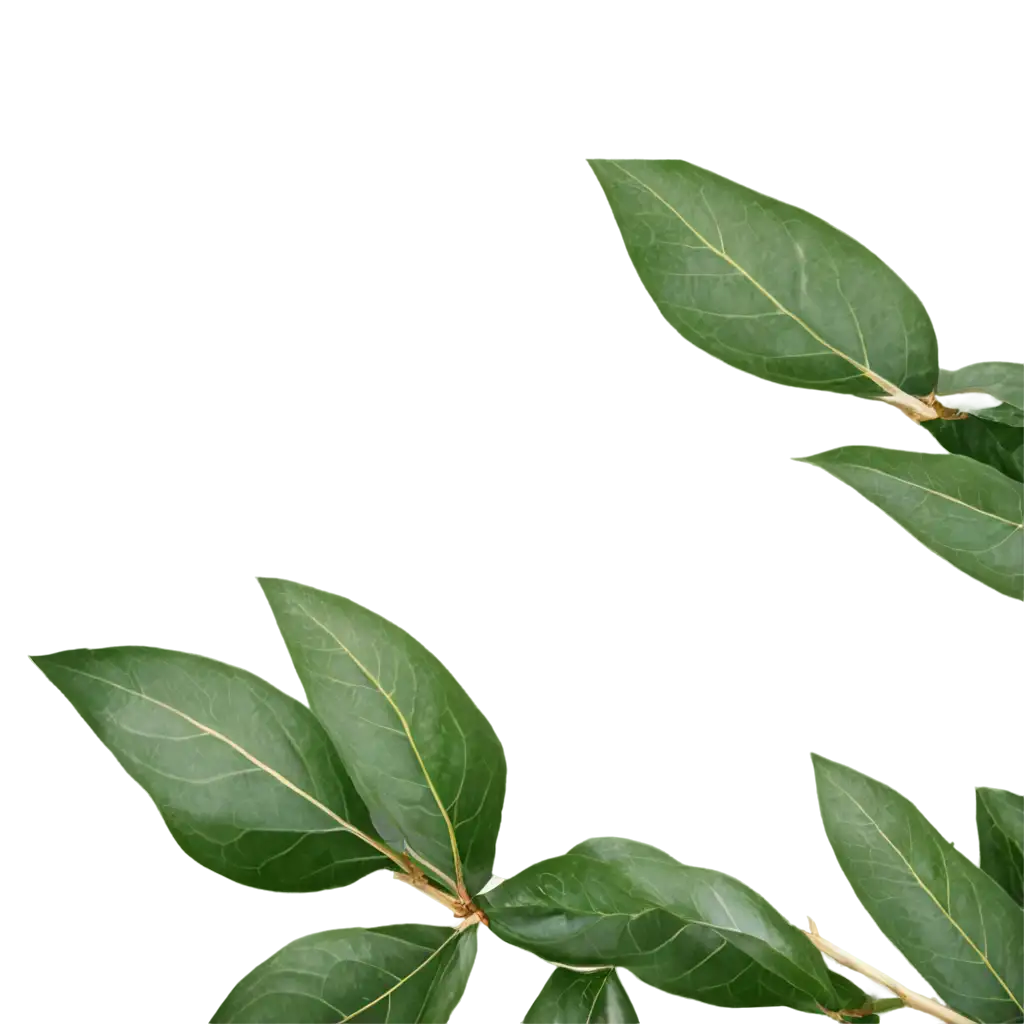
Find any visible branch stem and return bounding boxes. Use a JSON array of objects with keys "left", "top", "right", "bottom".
[{"left": 804, "top": 923, "right": 973, "bottom": 1024}]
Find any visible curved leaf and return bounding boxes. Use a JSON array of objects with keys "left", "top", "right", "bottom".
[
  {"left": 798, "top": 446, "right": 1024, "bottom": 598},
  {"left": 924, "top": 414, "right": 1023, "bottom": 482},
  {"left": 259, "top": 578, "right": 506, "bottom": 896},
  {"left": 588, "top": 159, "right": 937, "bottom": 399},
  {"left": 938, "top": 362, "right": 1023, "bottom": 410},
  {"left": 32, "top": 647, "right": 391, "bottom": 890},
  {"left": 977, "top": 787, "right": 1023, "bottom": 905},
  {"left": 813, "top": 755, "right": 1024, "bottom": 1022},
  {"left": 482, "top": 837, "right": 864, "bottom": 1016},
  {"left": 523, "top": 968, "right": 638, "bottom": 1024},
  {"left": 212, "top": 924, "right": 477, "bottom": 1023}
]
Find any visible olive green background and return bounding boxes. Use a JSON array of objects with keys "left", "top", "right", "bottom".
[{"left": 4, "top": 3, "right": 1020, "bottom": 1022}]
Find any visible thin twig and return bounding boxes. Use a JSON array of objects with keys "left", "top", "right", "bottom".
[{"left": 805, "top": 920, "right": 974, "bottom": 1024}]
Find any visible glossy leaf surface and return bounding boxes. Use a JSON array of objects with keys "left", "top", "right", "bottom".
[
  {"left": 814, "top": 755, "right": 1024, "bottom": 1022},
  {"left": 32, "top": 647, "right": 390, "bottom": 890},
  {"left": 482, "top": 837, "right": 863, "bottom": 1015},
  {"left": 212, "top": 924, "right": 476, "bottom": 1023},
  {"left": 798, "top": 446, "right": 1024, "bottom": 598},
  {"left": 260, "top": 578, "right": 505, "bottom": 896},
  {"left": 589, "top": 159, "right": 937, "bottom": 398},
  {"left": 977, "top": 787, "right": 1024, "bottom": 905},
  {"left": 523, "top": 968, "right": 638, "bottom": 1024}
]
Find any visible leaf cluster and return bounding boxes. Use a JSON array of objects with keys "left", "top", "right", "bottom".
[
  {"left": 588, "top": 160, "right": 1023, "bottom": 599},
  {"left": 34, "top": 579, "right": 1023, "bottom": 1022}
]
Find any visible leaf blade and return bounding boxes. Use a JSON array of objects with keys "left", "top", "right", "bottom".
[
  {"left": 938, "top": 362, "right": 1024, "bottom": 410},
  {"left": 482, "top": 837, "right": 858, "bottom": 1015},
  {"left": 259, "top": 577, "right": 506, "bottom": 896},
  {"left": 977, "top": 787, "right": 1024, "bottom": 906},
  {"left": 32, "top": 647, "right": 393, "bottom": 890},
  {"left": 813, "top": 755, "right": 1024, "bottom": 1022},
  {"left": 798, "top": 445, "right": 1024, "bottom": 598},
  {"left": 924, "top": 413, "right": 1024, "bottom": 482},
  {"left": 589, "top": 159, "right": 937, "bottom": 399},
  {"left": 211, "top": 924, "right": 477, "bottom": 1023},
  {"left": 523, "top": 968, "right": 639, "bottom": 1024}
]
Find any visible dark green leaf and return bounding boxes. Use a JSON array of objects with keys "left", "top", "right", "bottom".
[
  {"left": 32, "top": 647, "right": 391, "bottom": 890},
  {"left": 924, "top": 413, "right": 1023, "bottom": 482},
  {"left": 798, "top": 446, "right": 1024, "bottom": 599},
  {"left": 938, "top": 362, "right": 1024, "bottom": 410},
  {"left": 212, "top": 924, "right": 477, "bottom": 1023},
  {"left": 813, "top": 755, "right": 1024, "bottom": 1022},
  {"left": 523, "top": 968, "right": 638, "bottom": 1024},
  {"left": 482, "top": 837, "right": 858, "bottom": 1015},
  {"left": 972, "top": 403, "right": 1024, "bottom": 428},
  {"left": 977, "top": 787, "right": 1024, "bottom": 905},
  {"left": 588, "top": 159, "right": 937, "bottom": 400},
  {"left": 259, "top": 578, "right": 506, "bottom": 897}
]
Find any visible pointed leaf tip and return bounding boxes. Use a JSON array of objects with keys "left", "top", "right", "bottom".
[
  {"left": 798, "top": 445, "right": 1023, "bottom": 599},
  {"left": 588, "top": 159, "right": 937, "bottom": 397}
]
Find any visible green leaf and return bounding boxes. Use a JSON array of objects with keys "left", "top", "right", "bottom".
[
  {"left": 797, "top": 446, "right": 1024, "bottom": 599},
  {"left": 212, "top": 923, "right": 477, "bottom": 1023},
  {"left": 482, "top": 837, "right": 860, "bottom": 1015},
  {"left": 977, "top": 787, "right": 1024, "bottom": 905},
  {"left": 813, "top": 755, "right": 1024, "bottom": 1023},
  {"left": 32, "top": 647, "right": 392, "bottom": 890},
  {"left": 259, "top": 578, "right": 506, "bottom": 897},
  {"left": 523, "top": 968, "right": 639, "bottom": 1024},
  {"left": 588, "top": 159, "right": 937, "bottom": 400},
  {"left": 973, "top": 403, "right": 1024, "bottom": 427},
  {"left": 923, "top": 413, "right": 1023, "bottom": 482},
  {"left": 938, "top": 362, "right": 1024, "bottom": 410}
]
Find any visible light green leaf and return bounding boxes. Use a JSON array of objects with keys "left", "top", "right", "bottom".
[
  {"left": 259, "top": 578, "right": 506, "bottom": 897},
  {"left": 482, "top": 837, "right": 868, "bottom": 1016},
  {"left": 977, "top": 787, "right": 1024, "bottom": 906},
  {"left": 523, "top": 968, "right": 638, "bottom": 1024},
  {"left": 938, "top": 362, "right": 1024, "bottom": 410},
  {"left": 588, "top": 159, "right": 937, "bottom": 401},
  {"left": 32, "top": 647, "right": 392, "bottom": 890},
  {"left": 923, "top": 413, "right": 1023, "bottom": 482},
  {"left": 798, "top": 446, "right": 1023, "bottom": 598},
  {"left": 211, "top": 924, "right": 477, "bottom": 1023},
  {"left": 813, "top": 755, "right": 1024, "bottom": 1023}
]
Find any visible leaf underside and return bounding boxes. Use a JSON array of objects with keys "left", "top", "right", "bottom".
[
  {"left": 814, "top": 755, "right": 1024, "bottom": 1022},
  {"left": 799, "top": 446, "right": 1024, "bottom": 599},
  {"left": 32, "top": 646, "right": 389, "bottom": 891},
  {"left": 482, "top": 837, "right": 871, "bottom": 1017},
  {"left": 211, "top": 924, "right": 477, "bottom": 1023},
  {"left": 588, "top": 158, "right": 937, "bottom": 398},
  {"left": 259, "top": 578, "right": 506, "bottom": 896}
]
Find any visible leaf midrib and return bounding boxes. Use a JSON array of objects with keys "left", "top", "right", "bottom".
[
  {"left": 844, "top": 464, "right": 1023, "bottom": 529},
  {"left": 606, "top": 161, "right": 905, "bottom": 402},
  {"left": 292, "top": 601, "right": 467, "bottom": 896},
  {"left": 826, "top": 772, "right": 1022, "bottom": 1012},
  {"left": 59, "top": 663, "right": 391, "bottom": 861}
]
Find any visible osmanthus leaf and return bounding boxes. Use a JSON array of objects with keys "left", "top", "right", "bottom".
[
  {"left": 259, "top": 578, "right": 505, "bottom": 897},
  {"left": 211, "top": 923, "right": 477, "bottom": 1023},
  {"left": 938, "top": 362, "right": 1024, "bottom": 410},
  {"left": 32, "top": 647, "right": 392, "bottom": 890},
  {"left": 797, "top": 446, "right": 1024, "bottom": 599},
  {"left": 977, "top": 787, "right": 1024, "bottom": 905},
  {"left": 481, "top": 837, "right": 870, "bottom": 1017},
  {"left": 588, "top": 159, "right": 937, "bottom": 400},
  {"left": 813, "top": 755, "right": 1024, "bottom": 1023},
  {"left": 523, "top": 967, "right": 638, "bottom": 1024},
  {"left": 923, "top": 412, "right": 1024, "bottom": 482}
]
